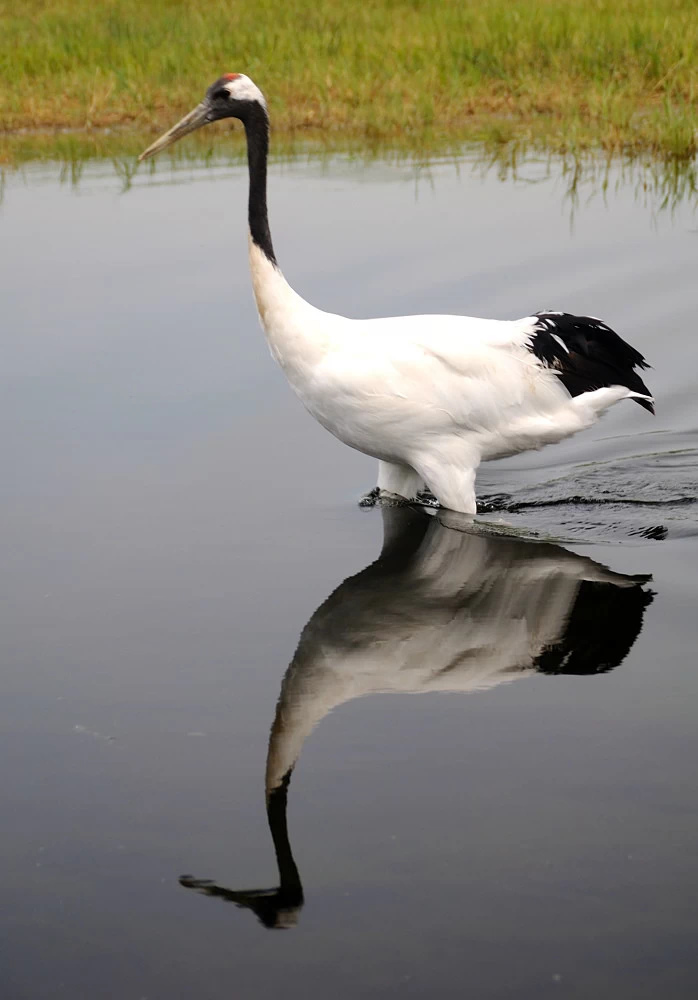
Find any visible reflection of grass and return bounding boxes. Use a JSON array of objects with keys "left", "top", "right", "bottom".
[
  {"left": 2, "top": 131, "right": 695, "bottom": 218},
  {"left": 1, "top": 0, "right": 696, "bottom": 160}
]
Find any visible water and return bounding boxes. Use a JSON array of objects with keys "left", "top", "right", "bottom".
[{"left": 1, "top": 152, "right": 697, "bottom": 999}]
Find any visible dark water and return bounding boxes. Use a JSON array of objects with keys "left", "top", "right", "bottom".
[{"left": 1, "top": 154, "right": 697, "bottom": 999}]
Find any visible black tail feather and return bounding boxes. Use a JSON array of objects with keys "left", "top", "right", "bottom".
[{"left": 529, "top": 312, "right": 654, "bottom": 413}]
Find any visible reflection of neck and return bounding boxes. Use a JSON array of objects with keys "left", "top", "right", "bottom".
[
  {"left": 243, "top": 104, "right": 275, "bottom": 264},
  {"left": 266, "top": 770, "right": 303, "bottom": 901},
  {"left": 179, "top": 766, "right": 303, "bottom": 928}
]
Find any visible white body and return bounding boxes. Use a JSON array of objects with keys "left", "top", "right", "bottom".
[
  {"left": 139, "top": 77, "right": 649, "bottom": 516},
  {"left": 250, "top": 241, "right": 635, "bottom": 513}
]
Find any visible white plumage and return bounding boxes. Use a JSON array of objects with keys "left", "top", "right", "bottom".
[
  {"left": 249, "top": 243, "right": 645, "bottom": 512},
  {"left": 141, "top": 74, "right": 654, "bottom": 514}
]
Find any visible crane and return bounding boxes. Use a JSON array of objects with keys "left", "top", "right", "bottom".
[{"left": 140, "top": 74, "right": 654, "bottom": 515}]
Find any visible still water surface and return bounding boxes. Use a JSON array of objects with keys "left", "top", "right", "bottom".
[{"left": 1, "top": 152, "right": 697, "bottom": 998}]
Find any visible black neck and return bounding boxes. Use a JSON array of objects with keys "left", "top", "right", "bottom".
[{"left": 243, "top": 104, "right": 276, "bottom": 265}]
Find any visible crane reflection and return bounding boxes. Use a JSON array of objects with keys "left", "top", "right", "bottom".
[{"left": 180, "top": 507, "right": 653, "bottom": 928}]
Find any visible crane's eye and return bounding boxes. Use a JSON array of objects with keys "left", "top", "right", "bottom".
[{"left": 212, "top": 88, "right": 230, "bottom": 101}]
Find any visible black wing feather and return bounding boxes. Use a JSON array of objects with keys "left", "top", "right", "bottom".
[{"left": 528, "top": 312, "right": 654, "bottom": 414}]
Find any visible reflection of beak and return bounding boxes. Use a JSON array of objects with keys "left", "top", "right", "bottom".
[{"left": 139, "top": 100, "right": 212, "bottom": 161}]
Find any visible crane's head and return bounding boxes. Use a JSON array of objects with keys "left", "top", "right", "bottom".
[{"left": 139, "top": 74, "right": 267, "bottom": 161}]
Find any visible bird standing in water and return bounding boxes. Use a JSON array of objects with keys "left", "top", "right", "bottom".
[{"left": 140, "top": 74, "right": 653, "bottom": 515}]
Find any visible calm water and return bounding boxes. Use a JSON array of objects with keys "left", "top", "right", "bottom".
[{"left": 1, "top": 152, "right": 697, "bottom": 999}]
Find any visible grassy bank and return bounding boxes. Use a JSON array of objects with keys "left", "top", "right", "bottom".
[{"left": 0, "top": 0, "right": 696, "bottom": 160}]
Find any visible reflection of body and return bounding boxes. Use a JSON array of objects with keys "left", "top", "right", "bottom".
[{"left": 182, "top": 509, "right": 653, "bottom": 928}]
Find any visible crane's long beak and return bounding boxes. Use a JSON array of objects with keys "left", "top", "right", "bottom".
[{"left": 138, "top": 101, "right": 211, "bottom": 161}]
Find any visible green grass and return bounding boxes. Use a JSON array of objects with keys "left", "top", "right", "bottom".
[{"left": 0, "top": 0, "right": 697, "bottom": 161}]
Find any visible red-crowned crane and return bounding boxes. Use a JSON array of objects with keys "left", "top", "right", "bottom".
[{"left": 140, "top": 74, "right": 653, "bottom": 515}]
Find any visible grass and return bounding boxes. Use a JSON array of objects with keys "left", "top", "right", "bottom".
[{"left": 0, "top": 0, "right": 697, "bottom": 162}]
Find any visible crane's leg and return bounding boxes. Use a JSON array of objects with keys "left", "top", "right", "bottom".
[
  {"left": 413, "top": 454, "right": 478, "bottom": 516},
  {"left": 377, "top": 461, "right": 424, "bottom": 501}
]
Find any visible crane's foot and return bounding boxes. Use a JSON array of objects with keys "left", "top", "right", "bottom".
[
  {"left": 415, "top": 488, "right": 439, "bottom": 508},
  {"left": 359, "top": 487, "right": 420, "bottom": 508},
  {"left": 358, "top": 486, "right": 381, "bottom": 507},
  {"left": 359, "top": 488, "right": 515, "bottom": 514},
  {"left": 415, "top": 490, "right": 514, "bottom": 513}
]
